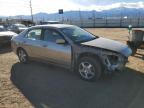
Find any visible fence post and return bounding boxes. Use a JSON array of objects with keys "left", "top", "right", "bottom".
[
  {"left": 105, "top": 14, "right": 108, "bottom": 27},
  {"left": 137, "top": 11, "right": 140, "bottom": 27},
  {"left": 92, "top": 10, "right": 96, "bottom": 28},
  {"left": 79, "top": 9, "right": 83, "bottom": 27}
]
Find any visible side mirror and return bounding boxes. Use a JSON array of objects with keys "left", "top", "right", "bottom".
[{"left": 56, "top": 39, "right": 66, "bottom": 44}]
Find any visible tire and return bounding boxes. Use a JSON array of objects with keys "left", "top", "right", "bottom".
[
  {"left": 17, "top": 48, "right": 29, "bottom": 63},
  {"left": 77, "top": 57, "right": 102, "bottom": 81}
]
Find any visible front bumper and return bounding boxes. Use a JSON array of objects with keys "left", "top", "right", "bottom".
[{"left": 101, "top": 53, "right": 127, "bottom": 73}]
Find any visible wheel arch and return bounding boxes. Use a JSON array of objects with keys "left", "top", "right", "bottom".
[
  {"left": 76, "top": 52, "right": 104, "bottom": 80},
  {"left": 16, "top": 47, "right": 26, "bottom": 55},
  {"left": 77, "top": 52, "right": 104, "bottom": 68}
]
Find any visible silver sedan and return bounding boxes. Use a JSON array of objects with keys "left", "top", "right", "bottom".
[{"left": 11, "top": 24, "right": 132, "bottom": 81}]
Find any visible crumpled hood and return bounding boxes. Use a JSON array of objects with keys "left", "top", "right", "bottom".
[
  {"left": 0, "top": 31, "right": 17, "bottom": 37},
  {"left": 81, "top": 37, "right": 132, "bottom": 57}
]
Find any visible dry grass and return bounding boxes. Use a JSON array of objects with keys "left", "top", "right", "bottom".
[
  {"left": 86, "top": 28, "right": 129, "bottom": 43},
  {"left": 0, "top": 28, "right": 144, "bottom": 108},
  {"left": 0, "top": 52, "right": 33, "bottom": 108}
]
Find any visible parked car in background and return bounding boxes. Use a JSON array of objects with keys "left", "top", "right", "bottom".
[
  {"left": 0, "top": 25, "right": 5, "bottom": 30},
  {"left": 0, "top": 27, "right": 17, "bottom": 47},
  {"left": 11, "top": 24, "right": 132, "bottom": 81},
  {"left": 8, "top": 24, "right": 28, "bottom": 33}
]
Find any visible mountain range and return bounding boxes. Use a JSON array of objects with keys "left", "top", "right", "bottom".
[{"left": 2, "top": 7, "right": 144, "bottom": 21}]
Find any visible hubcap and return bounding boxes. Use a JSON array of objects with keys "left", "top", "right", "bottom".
[
  {"left": 79, "top": 62, "right": 95, "bottom": 79},
  {"left": 18, "top": 50, "right": 27, "bottom": 62}
]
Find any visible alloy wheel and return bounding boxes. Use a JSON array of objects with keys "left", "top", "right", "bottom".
[
  {"left": 18, "top": 49, "right": 27, "bottom": 63},
  {"left": 79, "top": 62, "right": 95, "bottom": 80}
]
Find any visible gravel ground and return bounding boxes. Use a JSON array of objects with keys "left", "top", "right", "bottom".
[{"left": 0, "top": 28, "right": 144, "bottom": 108}]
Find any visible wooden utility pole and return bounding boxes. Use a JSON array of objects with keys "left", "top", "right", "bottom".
[{"left": 30, "top": 0, "right": 33, "bottom": 23}]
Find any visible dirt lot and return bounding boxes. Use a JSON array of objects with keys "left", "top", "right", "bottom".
[{"left": 0, "top": 28, "right": 144, "bottom": 108}]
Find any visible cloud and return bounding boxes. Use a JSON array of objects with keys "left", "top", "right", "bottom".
[
  {"left": 69, "top": 0, "right": 143, "bottom": 5},
  {"left": 0, "top": 0, "right": 82, "bottom": 16},
  {"left": 0, "top": 0, "right": 30, "bottom": 16},
  {"left": 0, "top": 0, "right": 144, "bottom": 16},
  {"left": 31, "top": 0, "right": 82, "bottom": 14},
  {"left": 78, "top": 1, "right": 144, "bottom": 11}
]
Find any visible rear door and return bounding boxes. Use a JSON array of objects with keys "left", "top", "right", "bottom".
[{"left": 22, "top": 28, "right": 44, "bottom": 58}]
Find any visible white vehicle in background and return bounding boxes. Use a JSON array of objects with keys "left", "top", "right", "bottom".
[
  {"left": 0, "top": 26, "right": 17, "bottom": 47},
  {"left": 8, "top": 24, "right": 28, "bottom": 33}
]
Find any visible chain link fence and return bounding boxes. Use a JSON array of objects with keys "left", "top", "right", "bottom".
[{"left": 62, "top": 17, "right": 144, "bottom": 28}]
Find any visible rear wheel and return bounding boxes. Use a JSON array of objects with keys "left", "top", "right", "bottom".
[
  {"left": 17, "top": 49, "right": 29, "bottom": 63},
  {"left": 77, "top": 57, "right": 102, "bottom": 81}
]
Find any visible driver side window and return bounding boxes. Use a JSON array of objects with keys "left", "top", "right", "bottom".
[{"left": 43, "top": 29, "right": 63, "bottom": 42}]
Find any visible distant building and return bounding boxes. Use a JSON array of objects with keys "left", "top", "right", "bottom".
[{"left": 0, "top": 18, "right": 34, "bottom": 26}]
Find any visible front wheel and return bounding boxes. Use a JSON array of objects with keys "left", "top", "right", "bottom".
[
  {"left": 77, "top": 57, "right": 102, "bottom": 81},
  {"left": 17, "top": 49, "right": 29, "bottom": 63}
]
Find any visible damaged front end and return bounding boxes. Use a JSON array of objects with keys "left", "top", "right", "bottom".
[{"left": 100, "top": 52, "right": 127, "bottom": 74}]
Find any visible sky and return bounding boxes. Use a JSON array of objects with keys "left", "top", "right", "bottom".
[{"left": 0, "top": 0, "right": 143, "bottom": 16}]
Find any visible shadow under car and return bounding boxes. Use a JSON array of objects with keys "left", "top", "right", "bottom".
[{"left": 11, "top": 62, "right": 144, "bottom": 108}]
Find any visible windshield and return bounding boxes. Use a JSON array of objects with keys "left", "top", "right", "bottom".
[{"left": 60, "top": 26, "right": 98, "bottom": 43}]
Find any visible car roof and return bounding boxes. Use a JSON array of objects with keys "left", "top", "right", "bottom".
[{"left": 31, "top": 24, "right": 75, "bottom": 29}]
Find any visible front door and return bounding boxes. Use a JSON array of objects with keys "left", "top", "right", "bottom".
[{"left": 41, "top": 28, "right": 72, "bottom": 67}]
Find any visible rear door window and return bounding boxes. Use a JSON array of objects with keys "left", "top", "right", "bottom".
[{"left": 26, "top": 29, "right": 42, "bottom": 40}]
